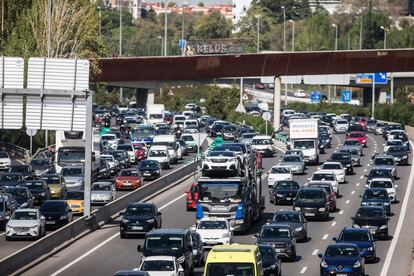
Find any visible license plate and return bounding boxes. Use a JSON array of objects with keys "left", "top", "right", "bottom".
[
  {"left": 370, "top": 229, "right": 376, "bottom": 234},
  {"left": 123, "top": 183, "right": 131, "bottom": 186},
  {"left": 286, "top": 197, "right": 291, "bottom": 200},
  {"left": 46, "top": 221, "right": 55, "bottom": 225},
  {"left": 275, "top": 248, "right": 282, "bottom": 252},
  {"left": 304, "top": 213, "right": 315, "bottom": 217},
  {"left": 132, "top": 226, "right": 143, "bottom": 230},
  {"left": 340, "top": 127, "right": 345, "bottom": 130},
  {"left": 143, "top": 173, "right": 151, "bottom": 176},
  {"left": 337, "top": 274, "right": 347, "bottom": 276}
]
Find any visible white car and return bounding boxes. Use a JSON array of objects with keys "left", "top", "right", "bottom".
[
  {"left": 334, "top": 119, "right": 349, "bottom": 133},
  {"left": 116, "top": 144, "right": 136, "bottom": 164},
  {"left": 5, "top": 209, "right": 46, "bottom": 240},
  {"left": 268, "top": 166, "right": 293, "bottom": 187},
  {"left": 251, "top": 135, "right": 276, "bottom": 158},
  {"left": 0, "top": 151, "right": 11, "bottom": 170},
  {"left": 100, "top": 154, "right": 118, "bottom": 175},
  {"left": 294, "top": 89, "right": 306, "bottom": 98},
  {"left": 195, "top": 218, "right": 233, "bottom": 248},
  {"left": 202, "top": 151, "right": 240, "bottom": 177},
  {"left": 91, "top": 182, "right": 116, "bottom": 205},
  {"left": 383, "top": 139, "right": 405, "bottom": 153},
  {"left": 309, "top": 170, "right": 339, "bottom": 195},
  {"left": 101, "top": 134, "right": 119, "bottom": 150},
  {"left": 139, "top": 256, "right": 184, "bottom": 276},
  {"left": 368, "top": 178, "right": 397, "bottom": 203},
  {"left": 147, "top": 145, "right": 171, "bottom": 169},
  {"left": 319, "top": 162, "right": 346, "bottom": 183}
]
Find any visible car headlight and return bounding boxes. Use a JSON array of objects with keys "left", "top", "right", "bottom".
[
  {"left": 20, "top": 202, "right": 28, "bottom": 208},
  {"left": 276, "top": 193, "right": 284, "bottom": 197},
  {"left": 368, "top": 246, "right": 373, "bottom": 251},
  {"left": 294, "top": 207, "right": 301, "bottom": 211},
  {"left": 30, "top": 225, "right": 39, "bottom": 229},
  {"left": 222, "top": 232, "right": 230, "bottom": 238},
  {"left": 346, "top": 164, "right": 351, "bottom": 167},
  {"left": 155, "top": 170, "right": 160, "bottom": 174},
  {"left": 320, "top": 261, "right": 328, "bottom": 268},
  {"left": 177, "top": 256, "right": 185, "bottom": 263},
  {"left": 403, "top": 155, "right": 408, "bottom": 159},
  {"left": 379, "top": 225, "right": 388, "bottom": 230},
  {"left": 295, "top": 227, "right": 303, "bottom": 232},
  {"left": 361, "top": 202, "right": 368, "bottom": 206},
  {"left": 146, "top": 219, "right": 155, "bottom": 223},
  {"left": 318, "top": 207, "right": 326, "bottom": 211},
  {"left": 205, "top": 158, "right": 211, "bottom": 162},
  {"left": 353, "top": 261, "right": 361, "bottom": 268},
  {"left": 59, "top": 215, "right": 67, "bottom": 220},
  {"left": 229, "top": 158, "right": 236, "bottom": 162},
  {"left": 40, "top": 192, "right": 45, "bottom": 196},
  {"left": 384, "top": 202, "right": 390, "bottom": 205},
  {"left": 122, "top": 219, "right": 129, "bottom": 223}
]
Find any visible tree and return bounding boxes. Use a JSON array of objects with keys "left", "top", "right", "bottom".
[
  {"left": 194, "top": 11, "right": 231, "bottom": 39},
  {"left": 255, "top": 0, "right": 311, "bottom": 23}
]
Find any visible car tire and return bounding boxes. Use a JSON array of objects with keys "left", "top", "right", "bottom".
[
  {"left": 120, "top": 232, "right": 127, "bottom": 239},
  {"left": 290, "top": 249, "right": 296, "bottom": 262}
]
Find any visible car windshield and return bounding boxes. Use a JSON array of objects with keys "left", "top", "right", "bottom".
[
  {"left": 1, "top": 174, "right": 20, "bottom": 182},
  {"left": 336, "top": 120, "right": 348, "bottom": 125},
  {"left": 117, "top": 145, "right": 133, "bottom": 151},
  {"left": 223, "top": 126, "right": 236, "bottom": 132},
  {"left": 252, "top": 139, "right": 271, "bottom": 145},
  {"left": 0, "top": 152, "right": 9, "bottom": 158},
  {"left": 181, "top": 135, "right": 194, "bottom": 142},
  {"left": 125, "top": 205, "right": 153, "bottom": 216},
  {"left": 283, "top": 156, "right": 301, "bottom": 162},
  {"left": 331, "top": 154, "right": 351, "bottom": 161},
  {"left": 120, "top": 170, "right": 139, "bottom": 177},
  {"left": 214, "top": 145, "right": 243, "bottom": 153},
  {"left": 387, "top": 141, "right": 403, "bottom": 146},
  {"left": 369, "top": 170, "right": 390, "bottom": 178},
  {"left": 297, "top": 190, "right": 324, "bottom": 201},
  {"left": 293, "top": 140, "right": 314, "bottom": 149},
  {"left": 387, "top": 146, "right": 405, "bottom": 153},
  {"left": 242, "top": 133, "right": 255, "bottom": 139},
  {"left": 370, "top": 180, "right": 393, "bottom": 188},
  {"left": 175, "top": 116, "right": 186, "bottom": 121},
  {"left": 92, "top": 183, "right": 112, "bottom": 191},
  {"left": 260, "top": 227, "right": 290, "bottom": 238},
  {"left": 340, "top": 149, "right": 358, "bottom": 155},
  {"left": 259, "top": 246, "right": 275, "bottom": 258},
  {"left": 25, "top": 181, "right": 44, "bottom": 189},
  {"left": 64, "top": 191, "right": 84, "bottom": 200},
  {"left": 206, "top": 263, "right": 253, "bottom": 276},
  {"left": 102, "top": 156, "right": 114, "bottom": 162},
  {"left": 6, "top": 188, "right": 27, "bottom": 197},
  {"left": 349, "top": 133, "right": 364, "bottom": 138},
  {"left": 141, "top": 260, "right": 174, "bottom": 271},
  {"left": 325, "top": 246, "right": 358, "bottom": 257},
  {"left": 149, "top": 150, "right": 167, "bottom": 157},
  {"left": 208, "top": 151, "right": 235, "bottom": 157},
  {"left": 11, "top": 211, "right": 37, "bottom": 220},
  {"left": 61, "top": 167, "right": 82, "bottom": 176},
  {"left": 101, "top": 135, "right": 116, "bottom": 141},
  {"left": 40, "top": 201, "right": 66, "bottom": 212},
  {"left": 139, "top": 161, "right": 158, "bottom": 169},
  {"left": 199, "top": 182, "right": 242, "bottom": 202},
  {"left": 275, "top": 181, "right": 299, "bottom": 189},
  {"left": 41, "top": 176, "right": 60, "bottom": 184},
  {"left": 30, "top": 159, "right": 48, "bottom": 166},
  {"left": 322, "top": 163, "right": 342, "bottom": 170},
  {"left": 10, "top": 166, "right": 29, "bottom": 173},
  {"left": 273, "top": 213, "right": 300, "bottom": 223},
  {"left": 271, "top": 167, "right": 289, "bottom": 174},
  {"left": 111, "top": 152, "right": 124, "bottom": 158},
  {"left": 343, "top": 140, "right": 359, "bottom": 146},
  {"left": 145, "top": 235, "right": 183, "bottom": 251},
  {"left": 198, "top": 220, "right": 227, "bottom": 230},
  {"left": 340, "top": 231, "right": 370, "bottom": 242},
  {"left": 374, "top": 158, "right": 394, "bottom": 166},
  {"left": 312, "top": 173, "right": 335, "bottom": 181},
  {"left": 356, "top": 208, "right": 384, "bottom": 217},
  {"left": 363, "top": 189, "right": 388, "bottom": 199}
]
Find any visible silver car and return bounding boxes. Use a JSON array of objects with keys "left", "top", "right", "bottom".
[
  {"left": 5, "top": 208, "right": 46, "bottom": 240},
  {"left": 61, "top": 166, "right": 84, "bottom": 190},
  {"left": 372, "top": 155, "right": 398, "bottom": 180},
  {"left": 91, "top": 182, "right": 116, "bottom": 205},
  {"left": 339, "top": 146, "right": 361, "bottom": 167},
  {"left": 279, "top": 155, "right": 305, "bottom": 174},
  {"left": 239, "top": 133, "right": 256, "bottom": 145},
  {"left": 342, "top": 140, "right": 363, "bottom": 156}
]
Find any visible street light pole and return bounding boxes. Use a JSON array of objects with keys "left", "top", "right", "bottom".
[
  {"left": 256, "top": 15, "right": 260, "bottom": 53},
  {"left": 380, "top": 26, "right": 387, "bottom": 49},
  {"left": 98, "top": 7, "right": 102, "bottom": 40},
  {"left": 282, "top": 6, "right": 286, "bottom": 51},
  {"left": 332, "top": 23, "right": 338, "bottom": 51},
  {"left": 164, "top": 1, "right": 168, "bottom": 56},
  {"left": 359, "top": 16, "right": 363, "bottom": 49},
  {"left": 158, "top": 36, "right": 163, "bottom": 56},
  {"left": 119, "top": 0, "right": 123, "bottom": 103},
  {"left": 289, "top": 19, "right": 295, "bottom": 51}
]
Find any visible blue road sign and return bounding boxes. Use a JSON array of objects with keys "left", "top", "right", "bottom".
[
  {"left": 341, "top": 90, "right": 352, "bottom": 102},
  {"left": 178, "top": 39, "right": 186, "bottom": 49},
  {"left": 356, "top": 73, "right": 388, "bottom": 84},
  {"left": 310, "top": 91, "right": 321, "bottom": 103}
]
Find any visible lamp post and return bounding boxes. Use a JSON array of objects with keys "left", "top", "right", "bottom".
[
  {"left": 164, "top": 1, "right": 168, "bottom": 56},
  {"left": 289, "top": 19, "right": 295, "bottom": 51},
  {"left": 255, "top": 14, "right": 260, "bottom": 53},
  {"left": 380, "top": 25, "right": 387, "bottom": 49},
  {"left": 158, "top": 35, "right": 163, "bottom": 56},
  {"left": 359, "top": 16, "right": 363, "bottom": 49},
  {"left": 332, "top": 23, "right": 338, "bottom": 51},
  {"left": 282, "top": 6, "right": 286, "bottom": 51},
  {"left": 119, "top": 0, "right": 123, "bottom": 103},
  {"left": 98, "top": 6, "right": 102, "bottom": 40}
]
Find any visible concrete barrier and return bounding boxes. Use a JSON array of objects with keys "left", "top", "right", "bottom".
[{"left": 0, "top": 161, "right": 197, "bottom": 276}]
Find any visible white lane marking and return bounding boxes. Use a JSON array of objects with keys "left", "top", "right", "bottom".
[
  {"left": 364, "top": 169, "right": 367, "bottom": 172},
  {"left": 380, "top": 141, "right": 414, "bottom": 276},
  {"left": 360, "top": 175, "right": 364, "bottom": 179},
  {"left": 351, "top": 190, "right": 355, "bottom": 195},
  {"left": 312, "top": 249, "right": 319, "bottom": 255},
  {"left": 50, "top": 193, "right": 186, "bottom": 276},
  {"left": 367, "top": 163, "right": 371, "bottom": 167},
  {"left": 0, "top": 232, "right": 4, "bottom": 236},
  {"left": 322, "top": 234, "right": 329, "bottom": 240},
  {"left": 339, "top": 210, "right": 344, "bottom": 215},
  {"left": 331, "top": 221, "right": 337, "bottom": 227},
  {"left": 273, "top": 145, "right": 286, "bottom": 153},
  {"left": 356, "top": 183, "right": 360, "bottom": 187},
  {"left": 345, "top": 200, "right": 350, "bottom": 204},
  {"left": 300, "top": 267, "right": 308, "bottom": 274}
]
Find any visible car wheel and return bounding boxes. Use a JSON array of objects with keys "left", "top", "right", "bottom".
[
  {"left": 120, "top": 232, "right": 127, "bottom": 239},
  {"left": 5, "top": 236, "right": 11, "bottom": 241},
  {"left": 290, "top": 249, "right": 296, "bottom": 262}
]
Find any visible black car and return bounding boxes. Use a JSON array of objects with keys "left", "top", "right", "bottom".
[
  {"left": 393, "top": 133, "right": 410, "bottom": 151},
  {"left": 22, "top": 180, "right": 51, "bottom": 205},
  {"left": 329, "top": 152, "right": 354, "bottom": 174},
  {"left": 99, "top": 159, "right": 111, "bottom": 179},
  {"left": 177, "top": 139, "right": 189, "bottom": 156},
  {"left": 40, "top": 200, "right": 73, "bottom": 228},
  {"left": 120, "top": 202, "right": 162, "bottom": 238},
  {"left": 351, "top": 206, "right": 389, "bottom": 239},
  {"left": 269, "top": 180, "right": 300, "bottom": 205},
  {"left": 255, "top": 223, "right": 297, "bottom": 261},
  {"left": 271, "top": 210, "right": 307, "bottom": 242},
  {"left": 211, "top": 124, "right": 224, "bottom": 138},
  {"left": 221, "top": 125, "right": 237, "bottom": 140},
  {"left": 0, "top": 173, "right": 25, "bottom": 187},
  {"left": 111, "top": 150, "right": 129, "bottom": 169},
  {"left": 3, "top": 186, "right": 34, "bottom": 208},
  {"left": 293, "top": 187, "right": 330, "bottom": 220},
  {"left": 30, "top": 158, "right": 53, "bottom": 179},
  {"left": 385, "top": 145, "right": 409, "bottom": 165},
  {"left": 365, "top": 168, "right": 393, "bottom": 185},
  {"left": 258, "top": 244, "right": 282, "bottom": 276},
  {"left": 138, "top": 160, "right": 161, "bottom": 180},
  {"left": 190, "top": 231, "right": 205, "bottom": 267},
  {"left": 9, "top": 165, "right": 35, "bottom": 180}
]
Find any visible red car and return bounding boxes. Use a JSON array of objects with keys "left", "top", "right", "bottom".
[
  {"left": 359, "top": 117, "right": 368, "bottom": 129},
  {"left": 185, "top": 183, "right": 199, "bottom": 211},
  {"left": 115, "top": 169, "right": 143, "bottom": 190},
  {"left": 131, "top": 142, "right": 146, "bottom": 162},
  {"left": 346, "top": 131, "right": 367, "bottom": 147},
  {"left": 255, "top": 83, "right": 265, "bottom": 90}
]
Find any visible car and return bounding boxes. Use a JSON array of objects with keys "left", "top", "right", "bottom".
[
  {"left": 352, "top": 206, "right": 389, "bottom": 239},
  {"left": 220, "top": 125, "right": 237, "bottom": 140},
  {"left": 347, "top": 132, "right": 367, "bottom": 147},
  {"left": 64, "top": 190, "right": 84, "bottom": 215},
  {"left": 30, "top": 158, "right": 53, "bottom": 179},
  {"left": 372, "top": 155, "right": 397, "bottom": 179},
  {"left": 147, "top": 145, "right": 171, "bottom": 169},
  {"left": 61, "top": 166, "right": 84, "bottom": 190},
  {"left": 333, "top": 119, "right": 349, "bottom": 133},
  {"left": 120, "top": 202, "right": 162, "bottom": 238},
  {"left": 117, "top": 144, "right": 137, "bottom": 164},
  {"left": 329, "top": 152, "right": 354, "bottom": 174},
  {"left": 212, "top": 143, "right": 250, "bottom": 168},
  {"left": 254, "top": 223, "right": 297, "bottom": 261},
  {"left": 318, "top": 133, "right": 330, "bottom": 153},
  {"left": 138, "top": 160, "right": 161, "bottom": 180},
  {"left": 279, "top": 154, "right": 305, "bottom": 174},
  {"left": 190, "top": 231, "right": 205, "bottom": 267},
  {"left": 3, "top": 186, "right": 34, "bottom": 209},
  {"left": 91, "top": 182, "right": 116, "bottom": 205},
  {"left": 333, "top": 227, "right": 377, "bottom": 262},
  {"left": 115, "top": 169, "right": 143, "bottom": 191},
  {"left": 346, "top": 124, "right": 365, "bottom": 135},
  {"left": 293, "top": 89, "right": 306, "bottom": 97},
  {"left": 267, "top": 166, "right": 293, "bottom": 188},
  {"left": 284, "top": 149, "right": 305, "bottom": 160},
  {"left": 318, "top": 243, "right": 367, "bottom": 276},
  {"left": 139, "top": 256, "right": 184, "bottom": 276},
  {"left": 271, "top": 210, "right": 307, "bottom": 242},
  {"left": 255, "top": 82, "right": 266, "bottom": 89},
  {"left": 111, "top": 150, "right": 130, "bottom": 169},
  {"left": 99, "top": 159, "right": 111, "bottom": 179},
  {"left": 101, "top": 133, "right": 119, "bottom": 150},
  {"left": 185, "top": 183, "right": 199, "bottom": 211},
  {"left": 385, "top": 145, "right": 409, "bottom": 165},
  {"left": 360, "top": 188, "right": 391, "bottom": 215},
  {"left": 100, "top": 154, "right": 119, "bottom": 175},
  {"left": 41, "top": 174, "right": 67, "bottom": 199},
  {"left": 258, "top": 244, "right": 282, "bottom": 276},
  {"left": 293, "top": 187, "right": 330, "bottom": 220},
  {"left": 176, "top": 139, "right": 189, "bottom": 156},
  {"left": 251, "top": 135, "right": 277, "bottom": 157},
  {"left": 319, "top": 162, "right": 346, "bottom": 183},
  {"left": 22, "top": 180, "right": 51, "bottom": 205},
  {"left": 195, "top": 217, "right": 233, "bottom": 248},
  {"left": 0, "top": 151, "right": 11, "bottom": 170},
  {"left": 0, "top": 173, "right": 25, "bottom": 187},
  {"left": 342, "top": 139, "right": 364, "bottom": 156},
  {"left": 202, "top": 151, "right": 240, "bottom": 177},
  {"left": 374, "top": 122, "right": 387, "bottom": 135},
  {"left": 368, "top": 178, "right": 397, "bottom": 203},
  {"left": 306, "top": 182, "right": 337, "bottom": 211},
  {"left": 180, "top": 134, "right": 198, "bottom": 153},
  {"left": 40, "top": 200, "right": 73, "bottom": 228},
  {"left": 5, "top": 208, "right": 46, "bottom": 240},
  {"left": 238, "top": 132, "right": 256, "bottom": 145},
  {"left": 365, "top": 168, "right": 393, "bottom": 185},
  {"left": 269, "top": 180, "right": 300, "bottom": 205},
  {"left": 387, "top": 129, "right": 406, "bottom": 141},
  {"left": 383, "top": 124, "right": 404, "bottom": 139},
  {"left": 131, "top": 142, "right": 147, "bottom": 162},
  {"left": 339, "top": 147, "right": 361, "bottom": 167},
  {"left": 309, "top": 170, "right": 339, "bottom": 196},
  {"left": 393, "top": 133, "right": 410, "bottom": 151},
  {"left": 383, "top": 139, "right": 405, "bottom": 152},
  {"left": 9, "top": 165, "right": 34, "bottom": 180}
]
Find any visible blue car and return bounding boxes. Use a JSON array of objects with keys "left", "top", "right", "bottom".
[
  {"left": 360, "top": 188, "right": 391, "bottom": 215},
  {"left": 334, "top": 227, "right": 376, "bottom": 263},
  {"left": 318, "top": 243, "right": 368, "bottom": 276}
]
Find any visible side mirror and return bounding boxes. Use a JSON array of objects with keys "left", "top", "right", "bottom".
[
  {"left": 350, "top": 216, "right": 355, "bottom": 220},
  {"left": 41, "top": 215, "right": 45, "bottom": 220},
  {"left": 5, "top": 215, "right": 10, "bottom": 220},
  {"left": 119, "top": 211, "right": 124, "bottom": 215},
  {"left": 157, "top": 212, "right": 162, "bottom": 216},
  {"left": 137, "top": 245, "right": 142, "bottom": 252},
  {"left": 332, "top": 237, "right": 337, "bottom": 241},
  {"left": 230, "top": 227, "right": 235, "bottom": 232},
  {"left": 317, "top": 253, "right": 323, "bottom": 259},
  {"left": 253, "top": 233, "right": 259, "bottom": 238}
]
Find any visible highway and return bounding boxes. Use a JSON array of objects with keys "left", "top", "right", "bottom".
[{"left": 17, "top": 131, "right": 414, "bottom": 276}]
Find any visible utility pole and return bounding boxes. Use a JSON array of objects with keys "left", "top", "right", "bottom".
[
  {"left": 282, "top": 6, "right": 286, "bottom": 52},
  {"left": 119, "top": 0, "right": 123, "bottom": 103},
  {"left": 359, "top": 16, "right": 363, "bottom": 50},
  {"left": 164, "top": 1, "right": 168, "bottom": 56},
  {"left": 256, "top": 15, "right": 260, "bottom": 53},
  {"left": 46, "top": 0, "right": 52, "bottom": 148},
  {"left": 1, "top": 0, "right": 4, "bottom": 34},
  {"left": 289, "top": 19, "right": 295, "bottom": 52}
]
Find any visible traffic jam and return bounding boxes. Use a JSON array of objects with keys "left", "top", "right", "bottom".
[{"left": 0, "top": 103, "right": 411, "bottom": 276}]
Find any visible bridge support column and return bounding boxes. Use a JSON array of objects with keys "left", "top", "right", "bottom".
[
  {"left": 135, "top": 88, "right": 155, "bottom": 108},
  {"left": 147, "top": 89, "right": 155, "bottom": 105},
  {"left": 273, "top": 76, "right": 281, "bottom": 131}
]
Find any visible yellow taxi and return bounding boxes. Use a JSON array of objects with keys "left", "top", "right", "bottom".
[{"left": 64, "top": 190, "right": 84, "bottom": 215}]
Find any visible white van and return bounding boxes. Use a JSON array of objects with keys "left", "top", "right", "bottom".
[
  {"left": 173, "top": 115, "right": 186, "bottom": 129},
  {"left": 152, "top": 135, "right": 182, "bottom": 163},
  {"left": 147, "top": 145, "right": 171, "bottom": 169},
  {"left": 184, "top": 119, "right": 199, "bottom": 129}
]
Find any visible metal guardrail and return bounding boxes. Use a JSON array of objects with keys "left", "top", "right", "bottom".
[
  {"left": 0, "top": 141, "right": 30, "bottom": 161},
  {"left": 0, "top": 161, "right": 198, "bottom": 276}
]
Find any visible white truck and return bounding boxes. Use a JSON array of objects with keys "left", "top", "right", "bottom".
[
  {"left": 146, "top": 104, "right": 165, "bottom": 125},
  {"left": 288, "top": 118, "right": 319, "bottom": 165}
]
